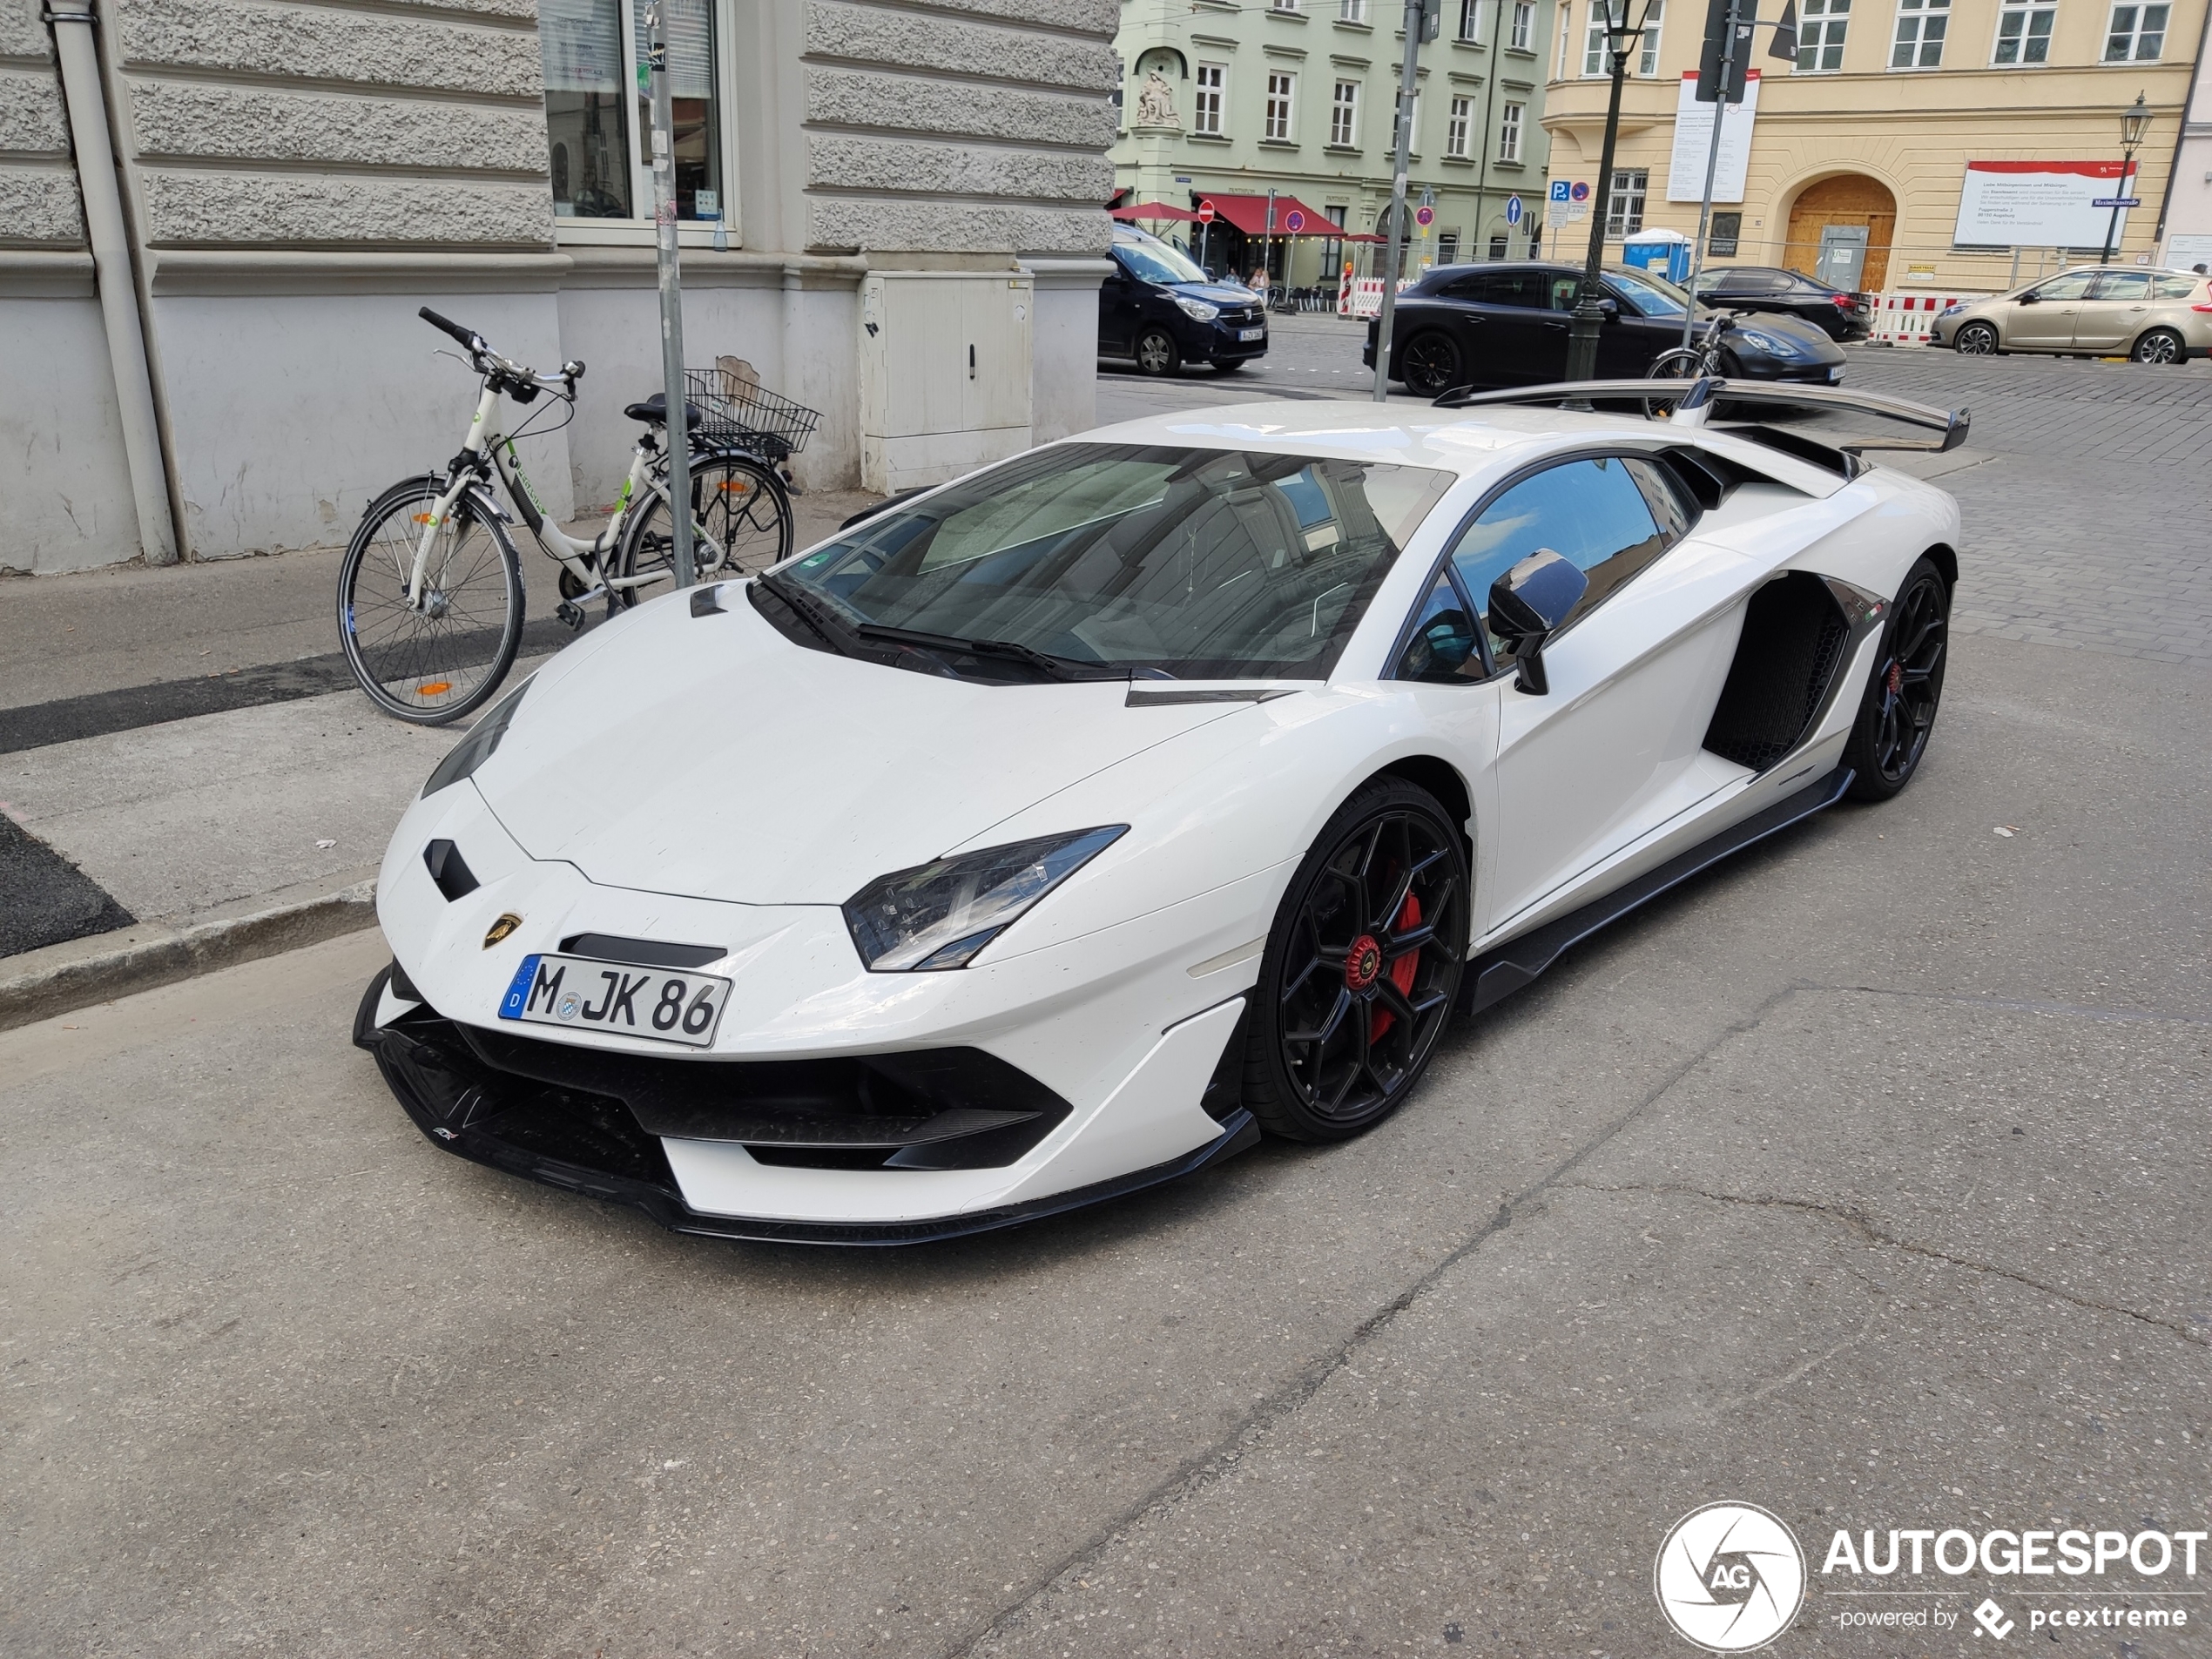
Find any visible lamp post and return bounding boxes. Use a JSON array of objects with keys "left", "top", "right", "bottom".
[
  {"left": 2099, "top": 91, "right": 2153, "bottom": 266},
  {"left": 1563, "top": 0, "right": 1658, "bottom": 382}
]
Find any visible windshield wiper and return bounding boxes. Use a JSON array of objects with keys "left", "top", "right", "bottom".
[
  {"left": 756, "top": 570, "right": 864, "bottom": 657},
  {"left": 852, "top": 623, "right": 1130, "bottom": 683}
]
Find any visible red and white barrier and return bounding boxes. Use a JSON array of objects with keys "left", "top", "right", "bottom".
[
  {"left": 1867, "top": 290, "right": 1996, "bottom": 347},
  {"left": 1338, "top": 277, "right": 1416, "bottom": 318}
]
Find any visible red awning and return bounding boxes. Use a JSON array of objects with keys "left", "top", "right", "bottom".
[
  {"left": 1193, "top": 192, "right": 1348, "bottom": 236},
  {"left": 1110, "top": 200, "right": 1204, "bottom": 223}
]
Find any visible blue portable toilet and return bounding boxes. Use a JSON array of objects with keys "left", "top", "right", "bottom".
[{"left": 1622, "top": 228, "right": 1692, "bottom": 283}]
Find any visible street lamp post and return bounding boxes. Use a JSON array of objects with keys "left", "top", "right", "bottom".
[
  {"left": 1563, "top": 0, "right": 1656, "bottom": 382},
  {"left": 2099, "top": 91, "right": 2153, "bottom": 266}
]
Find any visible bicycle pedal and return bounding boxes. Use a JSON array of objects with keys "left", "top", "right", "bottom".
[{"left": 555, "top": 599, "right": 586, "bottom": 630}]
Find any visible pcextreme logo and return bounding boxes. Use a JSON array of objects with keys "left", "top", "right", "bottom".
[{"left": 1655, "top": 1502, "right": 1808, "bottom": 1652}]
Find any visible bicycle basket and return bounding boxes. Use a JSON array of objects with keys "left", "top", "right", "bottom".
[{"left": 683, "top": 365, "right": 821, "bottom": 463}]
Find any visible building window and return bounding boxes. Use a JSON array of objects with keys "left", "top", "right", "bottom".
[
  {"left": 1438, "top": 230, "right": 1461, "bottom": 261},
  {"left": 1559, "top": 2, "right": 1575, "bottom": 73},
  {"left": 1460, "top": 0, "right": 1481, "bottom": 36},
  {"left": 1993, "top": 0, "right": 2055, "bottom": 59},
  {"left": 1796, "top": 0, "right": 1851, "bottom": 68},
  {"left": 1265, "top": 71, "right": 1297, "bottom": 138},
  {"left": 1341, "top": 0, "right": 1367, "bottom": 18},
  {"left": 1891, "top": 0, "right": 1947, "bottom": 64},
  {"left": 1447, "top": 95, "right": 1474, "bottom": 155},
  {"left": 1393, "top": 87, "right": 1421, "bottom": 153},
  {"left": 1272, "top": 0, "right": 1300, "bottom": 11},
  {"left": 1490, "top": 232, "right": 1509, "bottom": 257},
  {"left": 1606, "top": 166, "right": 1648, "bottom": 238},
  {"left": 1194, "top": 63, "right": 1226, "bottom": 133},
  {"left": 1331, "top": 79, "right": 1360, "bottom": 145},
  {"left": 1709, "top": 210, "right": 1742, "bottom": 255},
  {"left": 2103, "top": 2, "right": 2167, "bottom": 57},
  {"left": 1584, "top": 0, "right": 1664, "bottom": 74},
  {"left": 1498, "top": 100, "right": 1524, "bottom": 159},
  {"left": 543, "top": 0, "right": 726, "bottom": 224},
  {"left": 1511, "top": 0, "right": 1534, "bottom": 45}
]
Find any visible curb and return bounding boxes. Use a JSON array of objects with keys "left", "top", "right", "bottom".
[{"left": 0, "top": 866, "right": 380, "bottom": 1034}]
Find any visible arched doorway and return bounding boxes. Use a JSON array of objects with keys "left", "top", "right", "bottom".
[{"left": 1784, "top": 175, "right": 1898, "bottom": 292}]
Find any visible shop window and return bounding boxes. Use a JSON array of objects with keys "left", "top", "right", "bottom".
[{"left": 543, "top": 0, "right": 724, "bottom": 224}]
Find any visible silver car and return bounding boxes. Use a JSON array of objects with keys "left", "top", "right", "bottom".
[{"left": 1930, "top": 267, "right": 2212, "bottom": 364}]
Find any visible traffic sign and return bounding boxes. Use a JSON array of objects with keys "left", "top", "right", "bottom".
[
  {"left": 1414, "top": 204, "right": 1435, "bottom": 228},
  {"left": 1285, "top": 209, "right": 1306, "bottom": 232},
  {"left": 1549, "top": 179, "right": 1571, "bottom": 202},
  {"left": 1505, "top": 194, "right": 1524, "bottom": 226},
  {"left": 2092, "top": 196, "right": 2142, "bottom": 208},
  {"left": 1570, "top": 180, "right": 1591, "bottom": 202},
  {"left": 1196, "top": 199, "right": 1216, "bottom": 223}
]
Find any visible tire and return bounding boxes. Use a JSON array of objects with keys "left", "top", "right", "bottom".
[
  {"left": 1242, "top": 779, "right": 1469, "bottom": 1143},
  {"left": 1400, "top": 330, "right": 1462, "bottom": 397},
  {"left": 1954, "top": 321, "right": 2000, "bottom": 356},
  {"left": 1843, "top": 556, "right": 1950, "bottom": 803},
  {"left": 1643, "top": 347, "right": 1710, "bottom": 416},
  {"left": 338, "top": 475, "right": 524, "bottom": 725},
  {"left": 2132, "top": 327, "right": 2184, "bottom": 366},
  {"left": 1135, "top": 327, "right": 1181, "bottom": 377},
  {"left": 618, "top": 452, "right": 792, "bottom": 604}
]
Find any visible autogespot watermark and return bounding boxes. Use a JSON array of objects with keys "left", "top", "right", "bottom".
[{"left": 1656, "top": 1507, "right": 2207, "bottom": 1649}]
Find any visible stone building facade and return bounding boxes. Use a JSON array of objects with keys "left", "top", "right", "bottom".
[{"left": 0, "top": 0, "right": 1118, "bottom": 573}]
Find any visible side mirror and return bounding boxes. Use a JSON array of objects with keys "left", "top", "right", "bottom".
[
  {"left": 1487, "top": 549, "right": 1588, "bottom": 695},
  {"left": 2016, "top": 290, "right": 2040, "bottom": 305},
  {"left": 1596, "top": 296, "right": 1620, "bottom": 318}
]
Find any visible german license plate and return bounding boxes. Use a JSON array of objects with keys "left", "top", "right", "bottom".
[
  {"left": 1828, "top": 365, "right": 1845, "bottom": 382},
  {"left": 498, "top": 952, "right": 731, "bottom": 1048},
  {"left": 1238, "top": 327, "right": 1265, "bottom": 342}
]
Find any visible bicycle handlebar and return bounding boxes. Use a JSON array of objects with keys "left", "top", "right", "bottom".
[
  {"left": 418, "top": 307, "right": 583, "bottom": 392},
  {"left": 419, "top": 306, "right": 481, "bottom": 350}
]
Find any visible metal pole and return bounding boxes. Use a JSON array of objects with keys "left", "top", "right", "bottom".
[
  {"left": 1371, "top": 0, "right": 1425, "bottom": 401},
  {"left": 1681, "top": 0, "right": 1741, "bottom": 347},
  {"left": 1565, "top": 0, "right": 1637, "bottom": 382},
  {"left": 2099, "top": 149, "right": 2133, "bottom": 265},
  {"left": 1266, "top": 186, "right": 1277, "bottom": 290},
  {"left": 647, "top": 0, "right": 694, "bottom": 588}
]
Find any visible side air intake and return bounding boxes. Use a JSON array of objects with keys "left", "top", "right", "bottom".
[{"left": 1703, "top": 573, "right": 1851, "bottom": 772}]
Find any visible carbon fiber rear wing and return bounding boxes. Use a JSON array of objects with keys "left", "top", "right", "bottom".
[{"left": 1433, "top": 376, "right": 1971, "bottom": 456}]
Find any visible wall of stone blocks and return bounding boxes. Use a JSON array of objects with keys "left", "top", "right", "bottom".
[{"left": 0, "top": 0, "right": 84, "bottom": 249}]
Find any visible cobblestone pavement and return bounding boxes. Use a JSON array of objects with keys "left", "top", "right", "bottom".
[{"left": 1102, "top": 325, "right": 2212, "bottom": 663}]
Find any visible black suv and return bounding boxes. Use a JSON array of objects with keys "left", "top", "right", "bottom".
[
  {"left": 1098, "top": 226, "right": 1269, "bottom": 376},
  {"left": 1692, "top": 266, "right": 1870, "bottom": 341}
]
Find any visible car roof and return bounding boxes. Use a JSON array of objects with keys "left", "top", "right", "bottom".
[{"left": 1072, "top": 397, "right": 1661, "bottom": 480}]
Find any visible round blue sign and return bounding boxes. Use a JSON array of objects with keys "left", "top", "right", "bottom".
[{"left": 1505, "top": 194, "right": 1524, "bottom": 226}]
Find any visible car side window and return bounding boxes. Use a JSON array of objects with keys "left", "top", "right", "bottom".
[
  {"left": 1447, "top": 457, "right": 1668, "bottom": 658},
  {"left": 1546, "top": 274, "right": 1581, "bottom": 312},
  {"left": 1447, "top": 270, "right": 1543, "bottom": 307},
  {"left": 2154, "top": 273, "right": 2202, "bottom": 299},
  {"left": 2027, "top": 273, "right": 2096, "bottom": 301},
  {"left": 1393, "top": 571, "right": 1487, "bottom": 683},
  {"left": 2088, "top": 272, "right": 2152, "bottom": 300}
]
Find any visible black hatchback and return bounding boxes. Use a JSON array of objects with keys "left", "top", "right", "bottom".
[
  {"left": 1692, "top": 266, "right": 1870, "bottom": 341},
  {"left": 1098, "top": 227, "right": 1269, "bottom": 377},
  {"left": 1365, "top": 262, "right": 1844, "bottom": 397}
]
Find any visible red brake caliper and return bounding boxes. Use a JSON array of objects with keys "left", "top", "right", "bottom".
[{"left": 1368, "top": 891, "right": 1422, "bottom": 1042}]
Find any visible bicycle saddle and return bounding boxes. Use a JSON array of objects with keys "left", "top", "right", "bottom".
[{"left": 624, "top": 393, "right": 708, "bottom": 428}]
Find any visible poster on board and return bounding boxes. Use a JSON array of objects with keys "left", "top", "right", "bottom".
[
  {"left": 1953, "top": 160, "right": 2135, "bottom": 248},
  {"left": 1666, "top": 70, "right": 1759, "bottom": 203}
]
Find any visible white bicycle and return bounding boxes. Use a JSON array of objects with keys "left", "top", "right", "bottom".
[{"left": 337, "top": 307, "right": 796, "bottom": 724}]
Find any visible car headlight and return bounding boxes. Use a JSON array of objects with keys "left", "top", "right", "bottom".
[
  {"left": 842, "top": 826, "right": 1127, "bottom": 971},
  {"left": 421, "top": 674, "right": 531, "bottom": 796},
  {"left": 1939, "top": 303, "right": 1964, "bottom": 318},
  {"left": 1175, "top": 297, "right": 1221, "bottom": 321},
  {"left": 1737, "top": 327, "right": 1804, "bottom": 358}
]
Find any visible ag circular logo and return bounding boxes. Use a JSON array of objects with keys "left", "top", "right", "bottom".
[{"left": 1654, "top": 1502, "right": 1805, "bottom": 1652}]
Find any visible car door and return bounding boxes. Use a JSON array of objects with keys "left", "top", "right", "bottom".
[
  {"left": 1444, "top": 454, "right": 1743, "bottom": 934},
  {"left": 1436, "top": 268, "right": 1551, "bottom": 386},
  {"left": 1097, "top": 255, "right": 1137, "bottom": 356},
  {"left": 2070, "top": 269, "right": 2155, "bottom": 351},
  {"left": 1594, "top": 278, "right": 1683, "bottom": 377},
  {"left": 2003, "top": 270, "right": 2095, "bottom": 349}
]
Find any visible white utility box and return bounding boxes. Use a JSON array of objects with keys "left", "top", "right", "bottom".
[{"left": 857, "top": 272, "right": 1034, "bottom": 494}]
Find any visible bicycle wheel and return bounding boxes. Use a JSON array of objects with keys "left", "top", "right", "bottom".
[
  {"left": 617, "top": 451, "right": 792, "bottom": 605},
  {"left": 338, "top": 476, "right": 525, "bottom": 725},
  {"left": 1642, "top": 348, "right": 1710, "bottom": 418}
]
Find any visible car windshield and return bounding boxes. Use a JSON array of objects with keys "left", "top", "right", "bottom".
[
  {"left": 773, "top": 443, "right": 1454, "bottom": 680},
  {"left": 1117, "top": 238, "right": 1210, "bottom": 286},
  {"left": 1605, "top": 266, "right": 1695, "bottom": 319}
]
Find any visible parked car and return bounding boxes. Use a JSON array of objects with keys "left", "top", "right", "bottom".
[
  {"left": 1929, "top": 267, "right": 2212, "bottom": 363},
  {"left": 1098, "top": 226, "right": 1269, "bottom": 376},
  {"left": 1691, "top": 266, "right": 1870, "bottom": 341},
  {"left": 1365, "top": 263, "right": 1846, "bottom": 397}
]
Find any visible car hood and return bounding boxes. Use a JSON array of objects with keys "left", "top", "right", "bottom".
[
  {"left": 466, "top": 588, "right": 1242, "bottom": 906},
  {"left": 1159, "top": 280, "right": 1261, "bottom": 307},
  {"left": 1715, "top": 309, "right": 1844, "bottom": 361}
]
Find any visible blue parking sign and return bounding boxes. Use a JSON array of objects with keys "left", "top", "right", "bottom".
[{"left": 1549, "top": 180, "right": 1570, "bottom": 203}]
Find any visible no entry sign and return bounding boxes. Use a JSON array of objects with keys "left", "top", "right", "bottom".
[{"left": 1196, "top": 199, "right": 1217, "bottom": 223}]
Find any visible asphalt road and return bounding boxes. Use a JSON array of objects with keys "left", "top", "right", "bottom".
[{"left": 4, "top": 628, "right": 2208, "bottom": 1656}]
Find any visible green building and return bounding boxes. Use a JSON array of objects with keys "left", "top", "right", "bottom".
[{"left": 1112, "top": 0, "right": 1558, "bottom": 291}]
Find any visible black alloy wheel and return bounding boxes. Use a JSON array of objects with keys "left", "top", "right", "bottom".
[
  {"left": 1400, "top": 330, "right": 1463, "bottom": 397},
  {"left": 1954, "top": 321, "right": 2000, "bottom": 355},
  {"left": 1244, "top": 779, "right": 1468, "bottom": 1142},
  {"left": 1135, "top": 327, "right": 1180, "bottom": 376},
  {"left": 2132, "top": 328, "right": 2184, "bottom": 366},
  {"left": 1844, "top": 556, "right": 1950, "bottom": 802}
]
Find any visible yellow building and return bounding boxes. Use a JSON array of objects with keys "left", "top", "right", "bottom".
[{"left": 1538, "top": 0, "right": 2206, "bottom": 295}]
